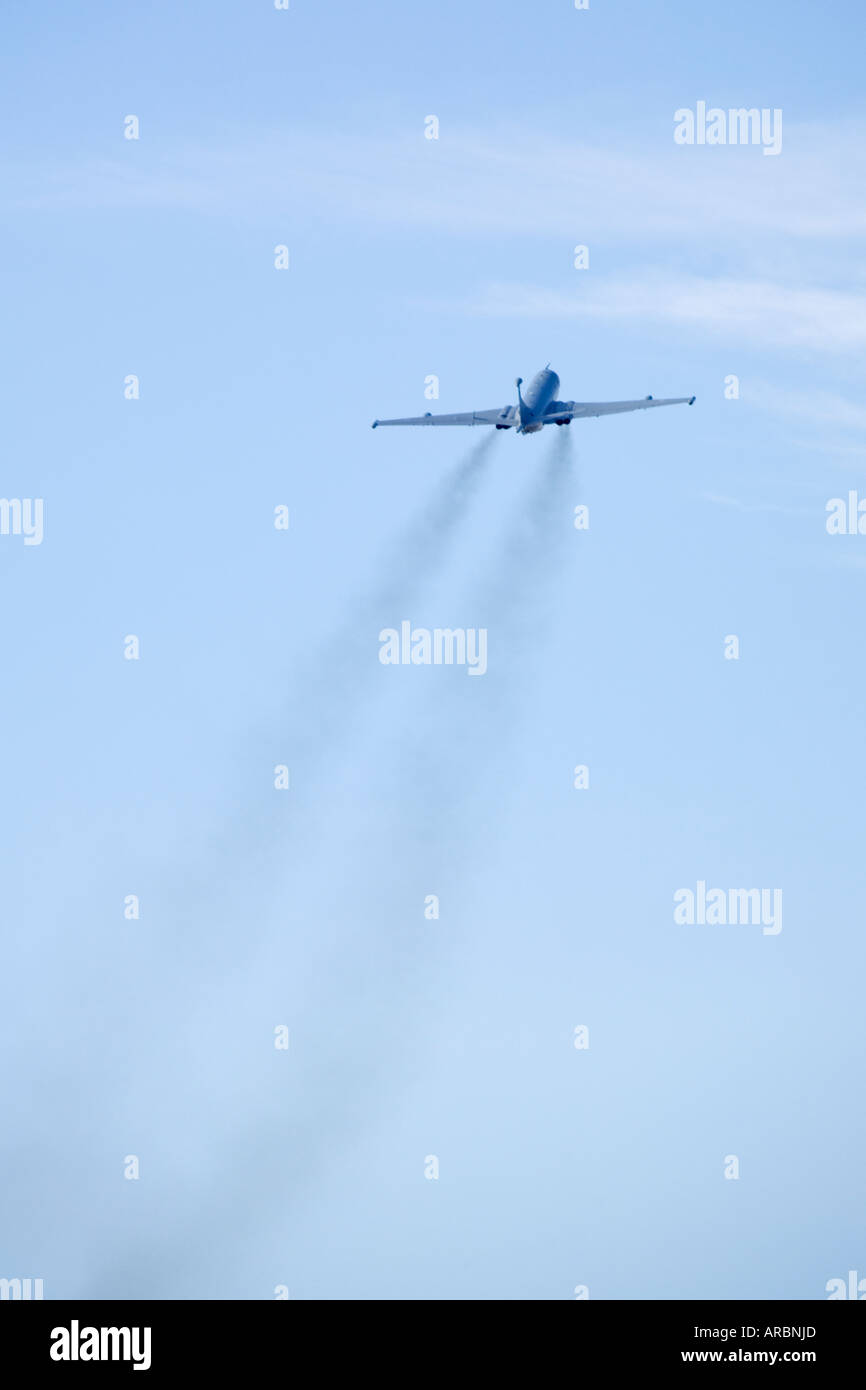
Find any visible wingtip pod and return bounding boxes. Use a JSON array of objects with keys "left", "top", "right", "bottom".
[
  {"left": 372, "top": 420, "right": 378, "bottom": 428},
  {"left": 689, "top": 396, "right": 696, "bottom": 405}
]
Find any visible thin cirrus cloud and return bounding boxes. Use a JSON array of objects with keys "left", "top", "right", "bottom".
[
  {"left": 746, "top": 381, "right": 866, "bottom": 431},
  {"left": 7, "top": 121, "right": 863, "bottom": 366},
  {"left": 4, "top": 119, "right": 866, "bottom": 247},
  {"left": 455, "top": 276, "right": 866, "bottom": 356},
  {"left": 702, "top": 493, "right": 811, "bottom": 516}
]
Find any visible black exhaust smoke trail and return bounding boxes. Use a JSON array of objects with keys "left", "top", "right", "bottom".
[
  {"left": 228, "top": 427, "right": 501, "bottom": 879},
  {"left": 286, "top": 428, "right": 499, "bottom": 784},
  {"left": 171, "top": 428, "right": 498, "bottom": 888},
  {"left": 323, "top": 431, "right": 582, "bottom": 1192},
  {"left": 255, "top": 433, "right": 582, "bottom": 1271},
  {"left": 238, "top": 430, "right": 584, "bottom": 1260},
  {"left": 394, "top": 425, "right": 578, "bottom": 852},
  {"left": 483, "top": 423, "right": 576, "bottom": 662},
  {"left": 196, "top": 445, "right": 582, "bottom": 1298},
  {"left": 85, "top": 431, "right": 500, "bottom": 1298},
  {"left": 86, "top": 434, "right": 577, "bottom": 1301}
]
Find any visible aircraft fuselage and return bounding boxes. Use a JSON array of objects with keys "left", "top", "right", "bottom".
[{"left": 517, "top": 367, "right": 561, "bottom": 433}]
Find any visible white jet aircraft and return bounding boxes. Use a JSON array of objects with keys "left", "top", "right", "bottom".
[{"left": 372, "top": 365, "right": 695, "bottom": 435}]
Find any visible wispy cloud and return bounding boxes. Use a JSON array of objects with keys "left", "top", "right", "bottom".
[
  {"left": 793, "top": 441, "right": 866, "bottom": 462},
  {"left": 702, "top": 492, "right": 811, "bottom": 517},
  {"left": 746, "top": 382, "right": 866, "bottom": 430},
  {"left": 5, "top": 119, "right": 866, "bottom": 252},
  {"left": 8, "top": 120, "right": 864, "bottom": 364},
  {"left": 832, "top": 553, "right": 866, "bottom": 570},
  {"left": 456, "top": 276, "right": 866, "bottom": 355}
]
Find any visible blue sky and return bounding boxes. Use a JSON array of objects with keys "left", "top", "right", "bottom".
[{"left": 1, "top": 0, "right": 864, "bottom": 1299}]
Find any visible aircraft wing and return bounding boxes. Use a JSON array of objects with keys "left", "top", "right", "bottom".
[
  {"left": 372, "top": 405, "right": 514, "bottom": 428},
  {"left": 545, "top": 395, "right": 695, "bottom": 421}
]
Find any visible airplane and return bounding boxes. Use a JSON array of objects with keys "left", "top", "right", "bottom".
[{"left": 372, "top": 365, "right": 695, "bottom": 435}]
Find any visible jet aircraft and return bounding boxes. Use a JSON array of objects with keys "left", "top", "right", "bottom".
[{"left": 372, "top": 365, "right": 695, "bottom": 435}]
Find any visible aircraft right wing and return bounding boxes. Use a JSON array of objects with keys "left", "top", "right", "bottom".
[
  {"left": 545, "top": 395, "right": 695, "bottom": 421},
  {"left": 372, "top": 405, "right": 515, "bottom": 428}
]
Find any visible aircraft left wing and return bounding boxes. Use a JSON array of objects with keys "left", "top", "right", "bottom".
[
  {"left": 545, "top": 395, "right": 695, "bottom": 421},
  {"left": 372, "top": 405, "right": 514, "bottom": 428}
]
